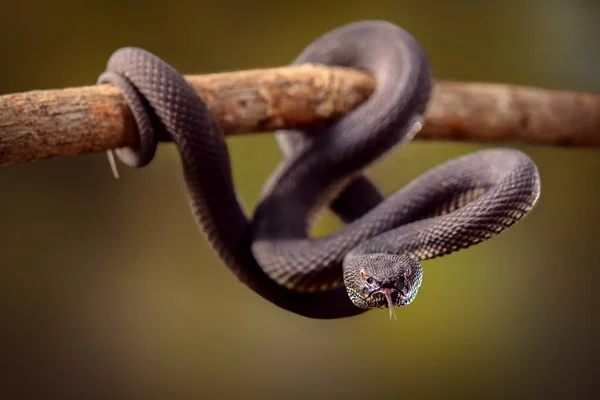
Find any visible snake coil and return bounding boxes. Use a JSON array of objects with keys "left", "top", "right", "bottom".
[{"left": 98, "top": 21, "right": 541, "bottom": 319}]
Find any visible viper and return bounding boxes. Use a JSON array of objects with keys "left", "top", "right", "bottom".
[{"left": 97, "top": 21, "right": 541, "bottom": 319}]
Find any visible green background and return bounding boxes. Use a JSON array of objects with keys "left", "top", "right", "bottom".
[{"left": 1, "top": 0, "right": 597, "bottom": 398}]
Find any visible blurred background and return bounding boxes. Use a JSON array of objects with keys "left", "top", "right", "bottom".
[{"left": 1, "top": 0, "right": 598, "bottom": 398}]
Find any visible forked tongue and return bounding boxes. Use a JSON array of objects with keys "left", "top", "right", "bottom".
[{"left": 383, "top": 288, "right": 397, "bottom": 320}]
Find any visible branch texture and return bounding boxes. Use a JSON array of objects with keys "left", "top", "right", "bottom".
[{"left": 1, "top": 64, "right": 599, "bottom": 166}]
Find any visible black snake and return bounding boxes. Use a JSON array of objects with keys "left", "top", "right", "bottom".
[{"left": 97, "top": 20, "right": 541, "bottom": 319}]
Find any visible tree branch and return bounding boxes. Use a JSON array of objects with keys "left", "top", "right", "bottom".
[
  {"left": 424, "top": 82, "right": 600, "bottom": 147},
  {"left": 1, "top": 64, "right": 599, "bottom": 167}
]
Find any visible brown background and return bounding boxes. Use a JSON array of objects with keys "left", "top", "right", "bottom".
[{"left": 1, "top": 0, "right": 597, "bottom": 398}]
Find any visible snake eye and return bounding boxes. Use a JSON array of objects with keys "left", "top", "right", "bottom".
[{"left": 360, "top": 269, "right": 374, "bottom": 285}]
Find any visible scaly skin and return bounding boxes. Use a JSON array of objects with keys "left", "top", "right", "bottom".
[{"left": 98, "top": 20, "right": 540, "bottom": 319}]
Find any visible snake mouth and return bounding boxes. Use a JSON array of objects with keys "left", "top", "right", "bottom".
[{"left": 369, "top": 288, "right": 398, "bottom": 320}]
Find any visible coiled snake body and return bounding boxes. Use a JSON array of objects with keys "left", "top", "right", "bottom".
[{"left": 98, "top": 21, "right": 541, "bottom": 319}]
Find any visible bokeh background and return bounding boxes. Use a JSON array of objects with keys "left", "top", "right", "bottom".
[{"left": 1, "top": 0, "right": 598, "bottom": 398}]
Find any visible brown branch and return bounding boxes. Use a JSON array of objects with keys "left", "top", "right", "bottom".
[
  {"left": 0, "top": 65, "right": 374, "bottom": 167},
  {"left": 424, "top": 82, "right": 600, "bottom": 147},
  {"left": 1, "top": 65, "right": 599, "bottom": 167}
]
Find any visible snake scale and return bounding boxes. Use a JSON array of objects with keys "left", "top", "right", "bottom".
[{"left": 97, "top": 20, "right": 541, "bottom": 319}]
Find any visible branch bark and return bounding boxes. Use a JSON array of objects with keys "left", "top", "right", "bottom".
[{"left": 1, "top": 64, "right": 599, "bottom": 167}]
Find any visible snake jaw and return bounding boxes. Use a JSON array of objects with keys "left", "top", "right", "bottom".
[{"left": 368, "top": 287, "right": 401, "bottom": 319}]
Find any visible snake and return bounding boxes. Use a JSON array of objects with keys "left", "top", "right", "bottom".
[{"left": 97, "top": 20, "right": 541, "bottom": 320}]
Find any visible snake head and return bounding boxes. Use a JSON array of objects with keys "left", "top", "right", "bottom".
[{"left": 343, "top": 253, "right": 423, "bottom": 318}]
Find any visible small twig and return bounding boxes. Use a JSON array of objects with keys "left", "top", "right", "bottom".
[{"left": 1, "top": 65, "right": 599, "bottom": 167}]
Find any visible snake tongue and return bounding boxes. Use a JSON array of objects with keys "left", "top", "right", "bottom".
[{"left": 382, "top": 288, "right": 397, "bottom": 320}]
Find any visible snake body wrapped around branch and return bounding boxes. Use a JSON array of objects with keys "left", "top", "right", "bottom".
[{"left": 97, "top": 21, "right": 541, "bottom": 319}]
